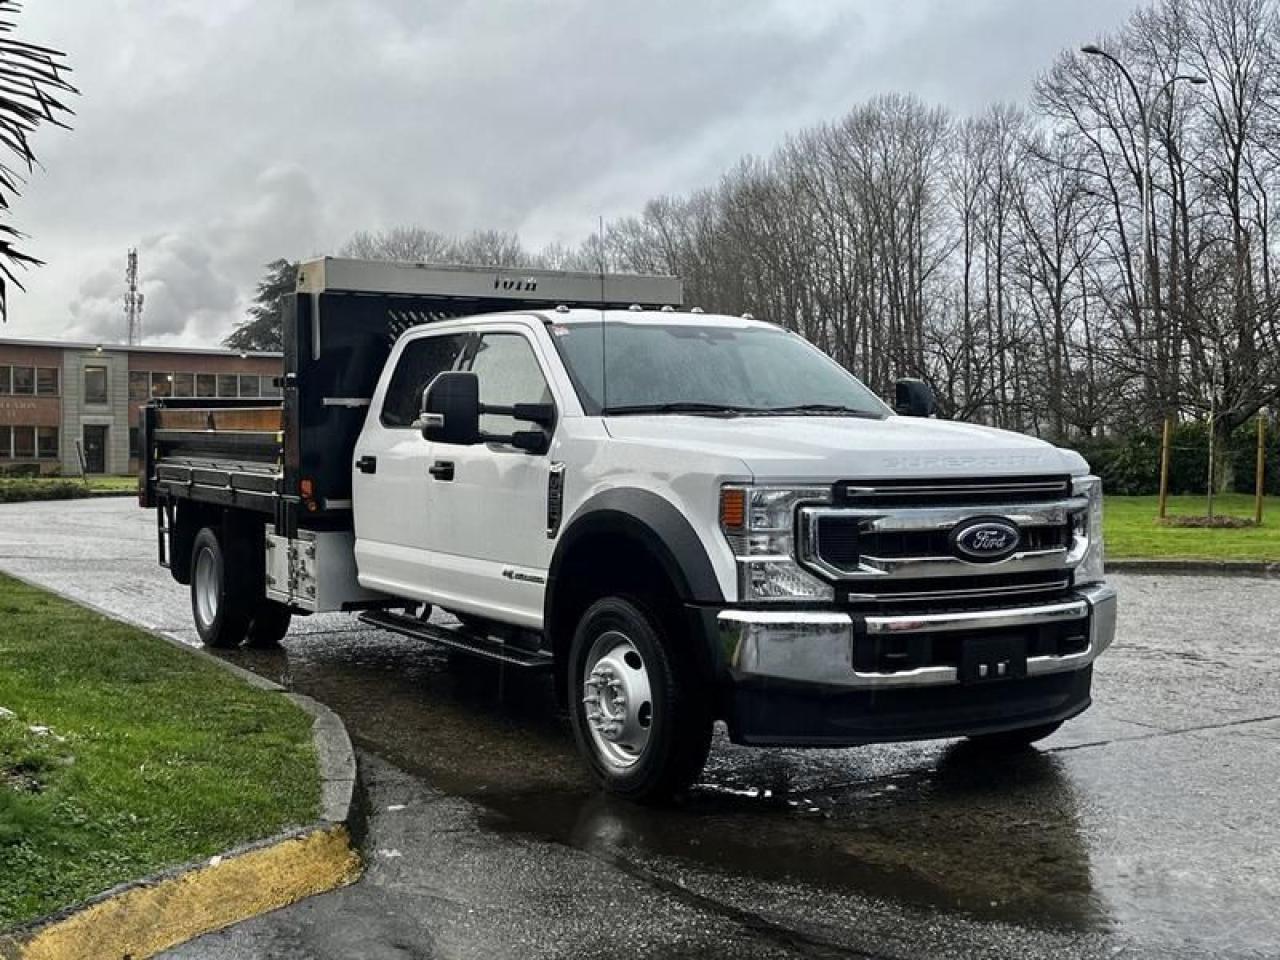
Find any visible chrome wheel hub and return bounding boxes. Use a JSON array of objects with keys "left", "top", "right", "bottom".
[
  {"left": 194, "top": 546, "right": 218, "bottom": 628},
  {"left": 582, "top": 630, "right": 653, "bottom": 769}
]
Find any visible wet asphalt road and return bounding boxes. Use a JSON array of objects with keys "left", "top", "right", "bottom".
[{"left": 1, "top": 499, "right": 1279, "bottom": 959}]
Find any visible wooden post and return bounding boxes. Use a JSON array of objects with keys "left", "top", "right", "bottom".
[
  {"left": 1157, "top": 415, "right": 1172, "bottom": 520},
  {"left": 1256, "top": 416, "right": 1266, "bottom": 526}
]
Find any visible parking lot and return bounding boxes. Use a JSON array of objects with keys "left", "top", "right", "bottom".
[{"left": 1, "top": 497, "right": 1278, "bottom": 959}]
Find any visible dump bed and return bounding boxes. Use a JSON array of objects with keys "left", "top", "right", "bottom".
[{"left": 140, "top": 258, "right": 683, "bottom": 533}]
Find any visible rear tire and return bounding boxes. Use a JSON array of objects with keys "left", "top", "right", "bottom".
[
  {"left": 568, "top": 596, "right": 713, "bottom": 803},
  {"left": 190, "top": 526, "right": 253, "bottom": 648},
  {"left": 965, "top": 720, "right": 1062, "bottom": 753},
  {"left": 246, "top": 600, "right": 292, "bottom": 648}
]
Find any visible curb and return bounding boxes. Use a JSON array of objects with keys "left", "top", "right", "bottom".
[
  {"left": 1107, "top": 558, "right": 1280, "bottom": 578},
  {"left": 0, "top": 570, "right": 363, "bottom": 960}
]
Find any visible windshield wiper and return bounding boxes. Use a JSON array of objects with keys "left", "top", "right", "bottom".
[
  {"left": 601, "top": 402, "right": 756, "bottom": 417},
  {"left": 756, "top": 404, "right": 884, "bottom": 419}
]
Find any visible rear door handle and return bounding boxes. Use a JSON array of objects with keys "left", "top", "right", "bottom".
[
  {"left": 356, "top": 455, "right": 377, "bottom": 474},
  {"left": 428, "top": 460, "right": 455, "bottom": 481}
]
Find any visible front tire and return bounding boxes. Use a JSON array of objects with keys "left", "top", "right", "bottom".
[
  {"left": 190, "top": 527, "right": 253, "bottom": 649},
  {"left": 965, "top": 720, "right": 1063, "bottom": 753},
  {"left": 568, "top": 597, "right": 713, "bottom": 803}
]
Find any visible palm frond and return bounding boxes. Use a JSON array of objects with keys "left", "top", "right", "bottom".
[{"left": 0, "top": 0, "right": 76, "bottom": 321}]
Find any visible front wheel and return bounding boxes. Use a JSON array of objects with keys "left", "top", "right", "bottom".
[
  {"left": 965, "top": 720, "right": 1063, "bottom": 753},
  {"left": 190, "top": 527, "right": 253, "bottom": 648},
  {"left": 568, "top": 597, "right": 713, "bottom": 803}
]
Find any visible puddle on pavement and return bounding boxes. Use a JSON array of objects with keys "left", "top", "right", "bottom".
[{"left": 217, "top": 625, "right": 1108, "bottom": 933}]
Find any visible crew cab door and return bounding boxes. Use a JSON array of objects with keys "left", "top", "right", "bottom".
[
  {"left": 352, "top": 331, "right": 469, "bottom": 596},
  {"left": 424, "top": 327, "right": 558, "bottom": 628}
]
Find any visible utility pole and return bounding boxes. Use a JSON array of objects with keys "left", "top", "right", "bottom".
[{"left": 124, "top": 247, "right": 144, "bottom": 345}]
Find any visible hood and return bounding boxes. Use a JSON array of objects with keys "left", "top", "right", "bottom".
[{"left": 602, "top": 414, "right": 1088, "bottom": 481}]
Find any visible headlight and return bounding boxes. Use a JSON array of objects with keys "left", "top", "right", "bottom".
[
  {"left": 720, "top": 485, "right": 832, "bottom": 602},
  {"left": 1072, "top": 475, "right": 1105, "bottom": 585}
]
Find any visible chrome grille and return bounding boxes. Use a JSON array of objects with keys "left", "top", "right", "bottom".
[{"left": 798, "top": 476, "right": 1086, "bottom": 607}]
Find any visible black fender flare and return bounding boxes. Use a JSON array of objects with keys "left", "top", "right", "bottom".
[{"left": 544, "top": 487, "right": 724, "bottom": 638}]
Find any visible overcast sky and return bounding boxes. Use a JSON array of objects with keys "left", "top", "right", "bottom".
[{"left": 7, "top": 0, "right": 1142, "bottom": 347}]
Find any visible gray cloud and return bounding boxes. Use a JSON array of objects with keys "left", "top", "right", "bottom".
[{"left": 9, "top": 0, "right": 1142, "bottom": 346}]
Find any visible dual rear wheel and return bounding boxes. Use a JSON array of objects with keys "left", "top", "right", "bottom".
[{"left": 190, "top": 526, "right": 291, "bottom": 649}]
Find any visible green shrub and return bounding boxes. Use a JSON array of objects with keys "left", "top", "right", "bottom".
[
  {"left": 1069, "top": 419, "right": 1278, "bottom": 496},
  {"left": 0, "top": 480, "right": 87, "bottom": 503}
]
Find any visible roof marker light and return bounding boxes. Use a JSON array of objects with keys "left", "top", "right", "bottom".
[
  {"left": 690, "top": 307, "right": 705, "bottom": 314},
  {"left": 628, "top": 304, "right": 643, "bottom": 311},
  {"left": 660, "top": 305, "right": 675, "bottom": 312},
  {"left": 554, "top": 304, "right": 570, "bottom": 313}
]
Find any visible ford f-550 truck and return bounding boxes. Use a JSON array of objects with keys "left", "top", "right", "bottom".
[{"left": 140, "top": 257, "right": 1117, "bottom": 801}]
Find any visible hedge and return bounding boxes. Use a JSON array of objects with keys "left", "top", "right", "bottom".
[{"left": 1071, "top": 420, "right": 1279, "bottom": 496}]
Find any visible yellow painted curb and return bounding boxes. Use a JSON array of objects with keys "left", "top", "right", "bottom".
[{"left": 5, "top": 825, "right": 361, "bottom": 960}]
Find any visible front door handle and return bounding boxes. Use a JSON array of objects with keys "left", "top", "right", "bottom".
[
  {"left": 428, "top": 460, "right": 455, "bottom": 481},
  {"left": 355, "top": 455, "right": 377, "bottom": 474}
]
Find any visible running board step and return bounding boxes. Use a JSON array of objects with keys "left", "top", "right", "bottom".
[{"left": 360, "top": 610, "right": 554, "bottom": 670}]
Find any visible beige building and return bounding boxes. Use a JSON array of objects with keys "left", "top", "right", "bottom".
[{"left": 0, "top": 338, "right": 281, "bottom": 476}]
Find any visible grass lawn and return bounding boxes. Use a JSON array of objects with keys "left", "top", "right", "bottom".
[
  {"left": 0, "top": 574, "right": 318, "bottom": 930},
  {"left": 0, "top": 475, "right": 136, "bottom": 503},
  {"left": 1105, "top": 493, "right": 1280, "bottom": 561}
]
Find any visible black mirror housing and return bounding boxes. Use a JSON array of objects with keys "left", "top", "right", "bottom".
[
  {"left": 422, "top": 371, "right": 481, "bottom": 444},
  {"left": 894, "top": 377, "right": 936, "bottom": 418}
]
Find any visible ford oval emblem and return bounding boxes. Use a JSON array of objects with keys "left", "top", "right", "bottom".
[{"left": 950, "top": 518, "right": 1021, "bottom": 563}]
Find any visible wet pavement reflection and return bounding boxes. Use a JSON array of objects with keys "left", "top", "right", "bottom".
[{"left": 221, "top": 624, "right": 1103, "bottom": 933}]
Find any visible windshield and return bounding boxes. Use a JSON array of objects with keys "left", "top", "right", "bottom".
[{"left": 550, "top": 321, "right": 890, "bottom": 417}]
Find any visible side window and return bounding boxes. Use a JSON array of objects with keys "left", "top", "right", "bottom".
[
  {"left": 467, "top": 333, "right": 553, "bottom": 436},
  {"left": 381, "top": 333, "right": 468, "bottom": 428}
]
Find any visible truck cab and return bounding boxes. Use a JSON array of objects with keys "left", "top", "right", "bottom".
[
  {"left": 141, "top": 259, "right": 1115, "bottom": 803},
  {"left": 350, "top": 306, "right": 1116, "bottom": 800}
]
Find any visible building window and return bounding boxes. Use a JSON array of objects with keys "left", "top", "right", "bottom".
[
  {"left": 36, "top": 368, "right": 59, "bottom": 396},
  {"left": 0, "top": 366, "right": 9, "bottom": 394},
  {"left": 129, "top": 371, "right": 150, "bottom": 402},
  {"left": 36, "top": 426, "right": 58, "bottom": 459},
  {"left": 150, "top": 372, "right": 173, "bottom": 398},
  {"left": 196, "top": 373, "right": 216, "bottom": 398},
  {"left": 174, "top": 373, "right": 194, "bottom": 397},
  {"left": 84, "top": 365, "right": 108, "bottom": 404},
  {"left": 238, "top": 374, "right": 260, "bottom": 398},
  {"left": 13, "top": 366, "right": 34, "bottom": 395},
  {"left": 217, "top": 374, "right": 238, "bottom": 398},
  {"left": 0, "top": 425, "right": 10, "bottom": 458},
  {"left": 129, "top": 426, "right": 140, "bottom": 459},
  {"left": 13, "top": 426, "right": 34, "bottom": 459},
  {"left": 261, "top": 375, "right": 282, "bottom": 399}
]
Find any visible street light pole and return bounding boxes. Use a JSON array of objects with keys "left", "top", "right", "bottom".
[
  {"left": 1081, "top": 46, "right": 1206, "bottom": 518},
  {"left": 1080, "top": 45, "right": 1206, "bottom": 336}
]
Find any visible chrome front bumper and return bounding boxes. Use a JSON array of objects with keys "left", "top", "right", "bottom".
[{"left": 718, "top": 583, "right": 1117, "bottom": 690}]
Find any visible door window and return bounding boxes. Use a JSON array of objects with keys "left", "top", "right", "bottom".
[
  {"left": 467, "top": 333, "right": 553, "bottom": 436},
  {"left": 381, "top": 333, "right": 469, "bottom": 428},
  {"left": 82, "top": 425, "right": 107, "bottom": 473}
]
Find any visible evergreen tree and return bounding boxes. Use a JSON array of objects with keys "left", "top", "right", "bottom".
[{"left": 224, "top": 259, "right": 297, "bottom": 352}]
